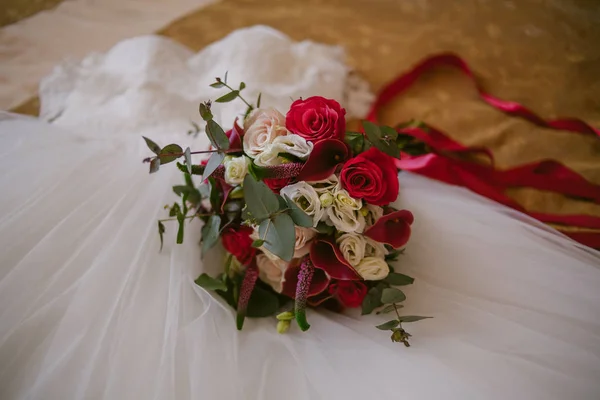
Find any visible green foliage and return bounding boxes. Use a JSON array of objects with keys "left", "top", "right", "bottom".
[
  {"left": 149, "top": 158, "right": 160, "bottom": 174},
  {"left": 195, "top": 273, "right": 227, "bottom": 291},
  {"left": 376, "top": 320, "right": 400, "bottom": 330},
  {"left": 385, "top": 272, "right": 414, "bottom": 286},
  {"left": 159, "top": 144, "right": 183, "bottom": 165},
  {"left": 184, "top": 147, "right": 192, "bottom": 173},
  {"left": 361, "top": 287, "right": 383, "bottom": 315},
  {"left": 176, "top": 162, "right": 204, "bottom": 175},
  {"left": 259, "top": 214, "right": 296, "bottom": 262},
  {"left": 381, "top": 288, "right": 406, "bottom": 304},
  {"left": 344, "top": 131, "right": 365, "bottom": 155},
  {"left": 362, "top": 121, "right": 401, "bottom": 158},
  {"left": 284, "top": 195, "right": 313, "bottom": 228},
  {"left": 215, "top": 91, "right": 239, "bottom": 103},
  {"left": 143, "top": 136, "right": 161, "bottom": 155},
  {"left": 398, "top": 316, "right": 432, "bottom": 323},
  {"left": 203, "top": 152, "right": 224, "bottom": 181},
  {"left": 206, "top": 120, "right": 230, "bottom": 150},
  {"left": 243, "top": 175, "right": 280, "bottom": 222},
  {"left": 157, "top": 221, "right": 165, "bottom": 251},
  {"left": 199, "top": 103, "right": 213, "bottom": 120},
  {"left": 201, "top": 215, "right": 221, "bottom": 254}
]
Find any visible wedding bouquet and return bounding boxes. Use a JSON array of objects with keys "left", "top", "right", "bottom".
[{"left": 143, "top": 75, "right": 429, "bottom": 345}]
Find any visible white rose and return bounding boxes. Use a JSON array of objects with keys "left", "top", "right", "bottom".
[
  {"left": 308, "top": 174, "right": 339, "bottom": 195},
  {"left": 272, "top": 134, "right": 314, "bottom": 160},
  {"left": 256, "top": 253, "right": 289, "bottom": 292},
  {"left": 243, "top": 108, "right": 288, "bottom": 158},
  {"left": 355, "top": 256, "right": 390, "bottom": 280},
  {"left": 336, "top": 233, "right": 367, "bottom": 267},
  {"left": 365, "top": 237, "right": 388, "bottom": 258},
  {"left": 280, "top": 181, "right": 324, "bottom": 226},
  {"left": 363, "top": 204, "right": 384, "bottom": 227},
  {"left": 294, "top": 226, "right": 317, "bottom": 258},
  {"left": 223, "top": 156, "right": 249, "bottom": 185},
  {"left": 326, "top": 188, "right": 365, "bottom": 232}
]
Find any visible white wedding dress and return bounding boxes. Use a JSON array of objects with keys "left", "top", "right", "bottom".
[{"left": 1, "top": 26, "right": 599, "bottom": 400}]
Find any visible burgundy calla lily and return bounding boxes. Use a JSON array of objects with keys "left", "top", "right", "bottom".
[
  {"left": 225, "top": 118, "right": 243, "bottom": 150},
  {"left": 297, "top": 139, "right": 348, "bottom": 181},
  {"left": 310, "top": 238, "right": 362, "bottom": 280},
  {"left": 281, "top": 260, "right": 329, "bottom": 299},
  {"left": 364, "top": 209, "right": 414, "bottom": 248}
]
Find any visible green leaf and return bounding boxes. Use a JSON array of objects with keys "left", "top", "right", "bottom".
[
  {"left": 206, "top": 120, "right": 230, "bottom": 150},
  {"left": 149, "top": 157, "right": 160, "bottom": 174},
  {"left": 362, "top": 121, "right": 400, "bottom": 158},
  {"left": 239, "top": 82, "right": 246, "bottom": 91},
  {"left": 316, "top": 222, "right": 335, "bottom": 236},
  {"left": 256, "top": 92, "right": 262, "bottom": 108},
  {"left": 199, "top": 103, "right": 213, "bottom": 120},
  {"left": 201, "top": 215, "right": 221, "bottom": 254},
  {"left": 251, "top": 239, "right": 265, "bottom": 248},
  {"left": 159, "top": 144, "right": 183, "bottom": 165},
  {"left": 143, "top": 136, "right": 161, "bottom": 155},
  {"left": 208, "top": 177, "right": 220, "bottom": 212},
  {"left": 172, "top": 185, "right": 188, "bottom": 197},
  {"left": 243, "top": 175, "right": 280, "bottom": 222},
  {"left": 184, "top": 147, "right": 192, "bottom": 173},
  {"left": 202, "top": 152, "right": 224, "bottom": 181},
  {"left": 176, "top": 214, "right": 185, "bottom": 244},
  {"left": 385, "top": 272, "right": 415, "bottom": 286},
  {"left": 361, "top": 287, "right": 383, "bottom": 315},
  {"left": 380, "top": 125, "right": 398, "bottom": 141},
  {"left": 215, "top": 90, "right": 239, "bottom": 103},
  {"left": 376, "top": 304, "right": 403, "bottom": 314},
  {"left": 398, "top": 315, "right": 432, "bottom": 323},
  {"left": 375, "top": 320, "right": 399, "bottom": 330},
  {"left": 224, "top": 71, "right": 228, "bottom": 84},
  {"left": 195, "top": 273, "right": 227, "bottom": 291},
  {"left": 246, "top": 285, "right": 279, "bottom": 317},
  {"left": 177, "top": 162, "right": 204, "bottom": 175},
  {"left": 344, "top": 131, "right": 365, "bottom": 155},
  {"left": 169, "top": 202, "right": 181, "bottom": 217},
  {"left": 381, "top": 288, "right": 406, "bottom": 304},
  {"left": 247, "top": 162, "right": 270, "bottom": 180},
  {"left": 157, "top": 220, "right": 165, "bottom": 251},
  {"left": 259, "top": 214, "right": 296, "bottom": 262},
  {"left": 284, "top": 195, "right": 313, "bottom": 227},
  {"left": 210, "top": 82, "right": 225, "bottom": 89}
]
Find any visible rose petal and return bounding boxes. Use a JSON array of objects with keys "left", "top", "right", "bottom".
[
  {"left": 364, "top": 209, "right": 414, "bottom": 248},
  {"left": 310, "top": 238, "right": 362, "bottom": 280},
  {"left": 298, "top": 139, "right": 348, "bottom": 181}
]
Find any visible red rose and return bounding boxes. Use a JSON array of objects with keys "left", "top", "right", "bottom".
[
  {"left": 286, "top": 96, "right": 346, "bottom": 142},
  {"left": 263, "top": 177, "right": 291, "bottom": 193},
  {"left": 221, "top": 225, "right": 256, "bottom": 265},
  {"left": 328, "top": 280, "right": 368, "bottom": 308},
  {"left": 339, "top": 147, "right": 399, "bottom": 206}
]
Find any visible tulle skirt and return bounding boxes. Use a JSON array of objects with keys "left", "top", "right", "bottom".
[{"left": 1, "top": 114, "right": 599, "bottom": 400}]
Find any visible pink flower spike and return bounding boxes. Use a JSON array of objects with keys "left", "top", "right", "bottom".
[
  {"left": 364, "top": 209, "right": 414, "bottom": 248},
  {"left": 310, "top": 239, "right": 362, "bottom": 280},
  {"left": 297, "top": 139, "right": 348, "bottom": 181},
  {"left": 281, "top": 260, "right": 329, "bottom": 299},
  {"left": 294, "top": 256, "right": 315, "bottom": 331},
  {"left": 236, "top": 261, "right": 259, "bottom": 330}
]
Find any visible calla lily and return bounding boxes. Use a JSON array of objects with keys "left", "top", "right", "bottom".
[
  {"left": 225, "top": 118, "right": 243, "bottom": 150},
  {"left": 310, "top": 238, "right": 362, "bottom": 280},
  {"left": 297, "top": 139, "right": 348, "bottom": 181},
  {"left": 364, "top": 209, "right": 414, "bottom": 248}
]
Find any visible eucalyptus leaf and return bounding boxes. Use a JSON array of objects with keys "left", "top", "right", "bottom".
[
  {"left": 375, "top": 320, "right": 400, "bottom": 330},
  {"left": 208, "top": 177, "right": 220, "bottom": 212},
  {"left": 246, "top": 285, "right": 279, "bottom": 318},
  {"left": 159, "top": 144, "right": 183, "bottom": 165},
  {"left": 199, "top": 103, "right": 213, "bottom": 120},
  {"left": 362, "top": 121, "right": 400, "bottom": 158},
  {"left": 215, "top": 91, "right": 239, "bottom": 103},
  {"left": 206, "top": 120, "right": 230, "bottom": 150},
  {"left": 247, "top": 162, "right": 269, "bottom": 180},
  {"left": 149, "top": 158, "right": 160, "bottom": 174},
  {"left": 202, "top": 152, "right": 224, "bottom": 181},
  {"left": 143, "top": 136, "right": 161, "bottom": 155},
  {"left": 169, "top": 202, "right": 181, "bottom": 217},
  {"left": 284, "top": 195, "right": 313, "bottom": 227},
  {"left": 344, "top": 131, "right": 365, "bottom": 155},
  {"left": 195, "top": 273, "right": 227, "bottom": 291},
  {"left": 256, "top": 92, "right": 262, "bottom": 108},
  {"left": 380, "top": 125, "right": 399, "bottom": 141},
  {"left": 209, "top": 82, "right": 225, "bottom": 89},
  {"left": 361, "top": 287, "right": 383, "bottom": 315},
  {"left": 184, "top": 147, "right": 192, "bottom": 173},
  {"left": 201, "top": 215, "right": 221, "bottom": 254},
  {"left": 381, "top": 288, "right": 406, "bottom": 304},
  {"left": 176, "top": 214, "right": 185, "bottom": 244},
  {"left": 243, "top": 175, "right": 280, "bottom": 222},
  {"left": 157, "top": 220, "right": 165, "bottom": 251},
  {"left": 376, "top": 304, "right": 403, "bottom": 315},
  {"left": 177, "top": 162, "right": 204, "bottom": 175},
  {"left": 252, "top": 239, "right": 266, "bottom": 248},
  {"left": 385, "top": 272, "right": 415, "bottom": 286},
  {"left": 316, "top": 222, "right": 335, "bottom": 236},
  {"left": 398, "top": 316, "right": 432, "bottom": 323},
  {"left": 224, "top": 71, "right": 228, "bottom": 84},
  {"left": 362, "top": 121, "right": 383, "bottom": 143},
  {"left": 259, "top": 214, "right": 295, "bottom": 262},
  {"left": 239, "top": 82, "right": 246, "bottom": 91}
]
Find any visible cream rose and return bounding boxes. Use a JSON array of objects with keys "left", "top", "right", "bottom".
[
  {"left": 294, "top": 226, "right": 317, "bottom": 258},
  {"left": 223, "top": 156, "right": 249, "bottom": 185},
  {"left": 365, "top": 237, "right": 388, "bottom": 258},
  {"left": 336, "top": 233, "right": 367, "bottom": 267},
  {"left": 280, "top": 181, "right": 324, "bottom": 226},
  {"left": 256, "top": 253, "right": 288, "bottom": 292},
  {"left": 355, "top": 256, "right": 390, "bottom": 280},
  {"left": 326, "top": 188, "right": 365, "bottom": 233},
  {"left": 243, "top": 108, "right": 288, "bottom": 158}
]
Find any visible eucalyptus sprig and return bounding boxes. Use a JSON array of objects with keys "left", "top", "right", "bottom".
[{"left": 209, "top": 72, "right": 262, "bottom": 119}]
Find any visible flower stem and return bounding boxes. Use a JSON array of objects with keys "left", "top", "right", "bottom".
[{"left": 223, "top": 82, "right": 253, "bottom": 109}]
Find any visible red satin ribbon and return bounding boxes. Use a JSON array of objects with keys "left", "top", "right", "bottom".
[{"left": 367, "top": 53, "right": 600, "bottom": 248}]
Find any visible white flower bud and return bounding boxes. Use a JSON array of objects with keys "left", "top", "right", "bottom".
[
  {"left": 355, "top": 256, "right": 390, "bottom": 280},
  {"left": 224, "top": 156, "right": 249, "bottom": 185},
  {"left": 319, "top": 192, "right": 334, "bottom": 207}
]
